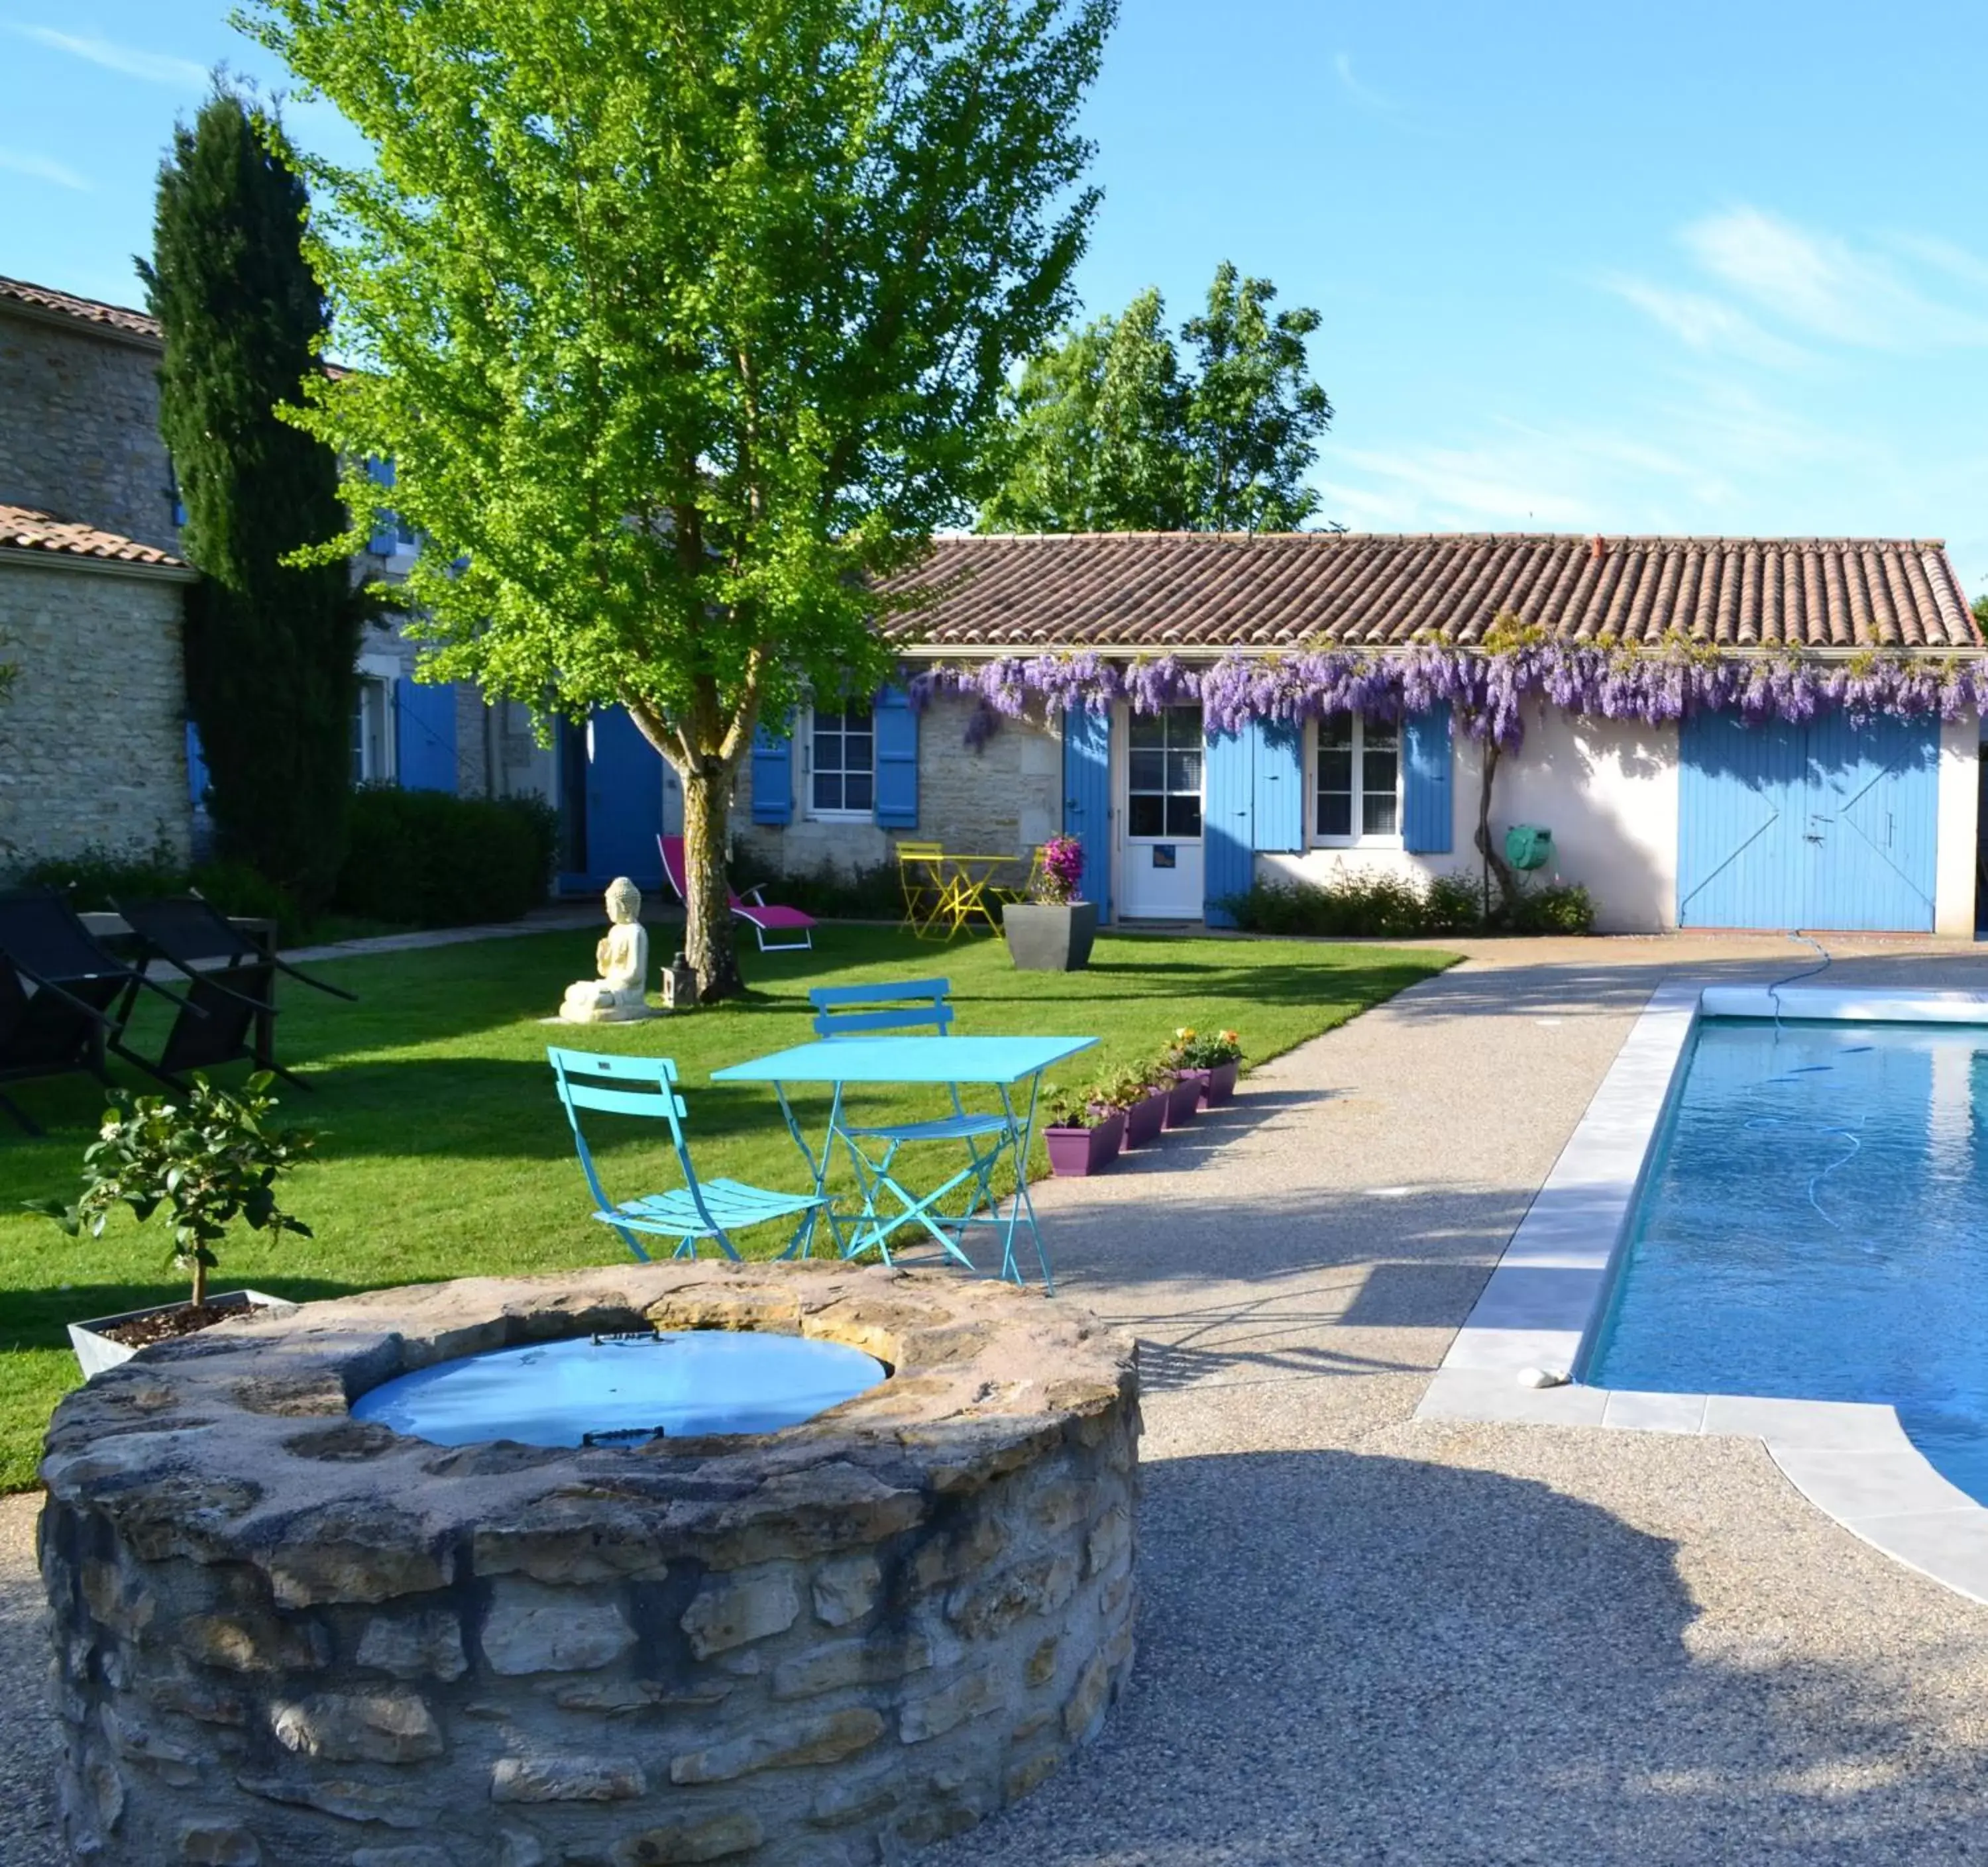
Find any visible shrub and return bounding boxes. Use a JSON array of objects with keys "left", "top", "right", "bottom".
[
  {"left": 751, "top": 857, "right": 903, "bottom": 921},
  {"left": 17, "top": 832, "right": 186, "bottom": 908},
  {"left": 1221, "top": 869, "right": 1596, "bottom": 939},
  {"left": 188, "top": 859, "right": 305, "bottom": 941},
  {"left": 1508, "top": 880, "right": 1596, "bottom": 935},
  {"left": 331, "top": 785, "right": 559, "bottom": 928}
]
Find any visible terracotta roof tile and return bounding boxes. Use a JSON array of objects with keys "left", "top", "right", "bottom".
[
  {"left": 879, "top": 532, "right": 1982, "bottom": 656},
  {"left": 0, "top": 504, "right": 189, "bottom": 572},
  {"left": 0, "top": 275, "right": 160, "bottom": 343}
]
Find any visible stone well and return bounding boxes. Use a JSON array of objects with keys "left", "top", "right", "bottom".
[{"left": 39, "top": 1262, "right": 1140, "bottom": 1866}]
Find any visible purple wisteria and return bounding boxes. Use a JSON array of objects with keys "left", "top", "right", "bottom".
[{"left": 910, "top": 643, "right": 1988, "bottom": 749}]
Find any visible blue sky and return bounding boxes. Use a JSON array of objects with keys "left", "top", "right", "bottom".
[{"left": 7, "top": 1, "right": 1988, "bottom": 586}]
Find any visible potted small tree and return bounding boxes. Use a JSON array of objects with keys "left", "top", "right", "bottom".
[
  {"left": 1168, "top": 1027, "right": 1244, "bottom": 1107},
  {"left": 1002, "top": 835, "right": 1096, "bottom": 972},
  {"left": 31, "top": 1072, "right": 315, "bottom": 1379},
  {"left": 1040, "top": 1081, "right": 1125, "bottom": 1177}
]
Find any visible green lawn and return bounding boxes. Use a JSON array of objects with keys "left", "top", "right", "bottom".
[{"left": 0, "top": 924, "right": 1453, "bottom": 1489}]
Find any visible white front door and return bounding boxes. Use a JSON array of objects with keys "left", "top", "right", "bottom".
[{"left": 1119, "top": 702, "right": 1205, "bottom": 919}]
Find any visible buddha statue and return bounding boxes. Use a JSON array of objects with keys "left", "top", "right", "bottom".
[{"left": 559, "top": 877, "right": 655, "bottom": 1022}]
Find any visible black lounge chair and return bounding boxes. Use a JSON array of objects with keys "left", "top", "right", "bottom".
[
  {"left": 0, "top": 887, "right": 201, "bottom": 1130},
  {"left": 111, "top": 894, "right": 357, "bottom": 1091}
]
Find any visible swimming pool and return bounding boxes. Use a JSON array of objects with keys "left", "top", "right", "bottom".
[{"left": 1586, "top": 1014, "right": 1988, "bottom": 1503}]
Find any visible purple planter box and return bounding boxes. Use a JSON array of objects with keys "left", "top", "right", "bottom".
[
  {"left": 1121, "top": 1091, "right": 1168, "bottom": 1148},
  {"left": 1162, "top": 1077, "right": 1201, "bottom": 1129},
  {"left": 1178, "top": 1061, "right": 1240, "bottom": 1107},
  {"left": 1044, "top": 1110, "right": 1125, "bottom": 1177}
]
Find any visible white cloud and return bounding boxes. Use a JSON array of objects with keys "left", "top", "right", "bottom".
[
  {"left": 1600, "top": 275, "right": 1813, "bottom": 369},
  {"left": 12, "top": 25, "right": 208, "bottom": 89},
  {"left": 1683, "top": 206, "right": 1988, "bottom": 350},
  {"left": 1333, "top": 52, "right": 1394, "bottom": 115},
  {"left": 0, "top": 146, "right": 89, "bottom": 191}
]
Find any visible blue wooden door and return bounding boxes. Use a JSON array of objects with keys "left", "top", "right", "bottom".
[
  {"left": 1803, "top": 710, "right": 1938, "bottom": 930},
  {"left": 1062, "top": 706, "right": 1113, "bottom": 923},
  {"left": 580, "top": 707, "right": 667, "bottom": 890},
  {"left": 1678, "top": 710, "right": 1937, "bottom": 931}
]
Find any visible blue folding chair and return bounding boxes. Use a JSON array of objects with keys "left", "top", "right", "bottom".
[
  {"left": 548, "top": 1047, "right": 832, "bottom": 1262},
  {"left": 808, "top": 978, "right": 1011, "bottom": 1264}
]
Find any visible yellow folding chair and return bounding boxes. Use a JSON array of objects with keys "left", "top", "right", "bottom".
[
  {"left": 989, "top": 847, "right": 1046, "bottom": 909},
  {"left": 895, "top": 841, "right": 952, "bottom": 939}
]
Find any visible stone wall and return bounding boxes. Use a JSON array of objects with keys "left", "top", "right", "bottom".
[
  {"left": 0, "top": 560, "right": 193, "bottom": 867},
  {"left": 40, "top": 1262, "right": 1140, "bottom": 1866},
  {"left": 0, "top": 310, "right": 177, "bottom": 551},
  {"left": 737, "top": 695, "right": 1062, "bottom": 880}
]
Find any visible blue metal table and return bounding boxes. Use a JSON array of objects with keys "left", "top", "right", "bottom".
[{"left": 711, "top": 1034, "right": 1097, "bottom": 1290}]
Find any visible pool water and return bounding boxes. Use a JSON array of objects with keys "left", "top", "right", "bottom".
[
  {"left": 352, "top": 1330, "right": 889, "bottom": 1448},
  {"left": 1586, "top": 1017, "right": 1988, "bottom": 1503}
]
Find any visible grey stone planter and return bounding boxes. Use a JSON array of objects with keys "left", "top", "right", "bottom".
[
  {"left": 1003, "top": 900, "right": 1098, "bottom": 971},
  {"left": 67, "top": 1287, "right": 298, "bottom": 1381}
]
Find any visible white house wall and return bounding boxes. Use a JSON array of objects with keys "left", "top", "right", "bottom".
[
  {"left": 1258, "top": 704, "right": 1681, "bottom": 934},
  {"left": 1935, "top": 712, "right": 1979, "bottom": 937}
]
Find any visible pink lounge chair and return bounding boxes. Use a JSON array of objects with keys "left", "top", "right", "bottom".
[{"left": 658, "top": 836, "right": 816, "bottom": 953}]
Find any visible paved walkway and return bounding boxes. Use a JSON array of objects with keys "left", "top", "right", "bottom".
[{"left": 10, "top": 934, "right": 1988, "bottom": 1864}]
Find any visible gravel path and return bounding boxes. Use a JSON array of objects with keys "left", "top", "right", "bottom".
[{"left": 9, "top": 934, "right": 1988, "bottom": 1864}]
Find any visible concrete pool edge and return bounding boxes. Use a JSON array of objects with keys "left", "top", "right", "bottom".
[{"left": 1415, "top": 980, "right": 1988, "bottom": 1608}]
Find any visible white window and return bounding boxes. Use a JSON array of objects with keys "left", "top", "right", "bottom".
[
  {"left": 353, "top": 675, "right": 395, "bottom": 784},
  {"left": 806, "top": 702, "right": 874, "bottom": 820},
  {"left": 1314, "top": 714, "right": 1401, "bottom": 845},
  {"left": 1126, "top": 704, "right": 1204, "bottom": 839}
]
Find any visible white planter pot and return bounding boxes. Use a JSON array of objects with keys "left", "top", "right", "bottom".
[{"left": 68, "top": 1288, "right": 299, "bottom": 1381}]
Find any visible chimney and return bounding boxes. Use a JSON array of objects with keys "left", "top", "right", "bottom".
[{"left": 1590, "top": 533, "right": 1606, "bottom": 562}]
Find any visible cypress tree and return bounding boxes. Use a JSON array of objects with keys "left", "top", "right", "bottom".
[{"left": 142, "top": 88, "right": 361, "bottom": 910}]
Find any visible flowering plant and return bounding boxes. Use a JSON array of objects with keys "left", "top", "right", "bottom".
[
  {"left": 1034, "top": 833, "right": 1085, "bottom": 906},
  {"left": 1168, "top": 1026, "right": 1242, "bottom": 1069},
  {"left": 1042, "top": 1081, "right": 1118, "bottom": 1130}
]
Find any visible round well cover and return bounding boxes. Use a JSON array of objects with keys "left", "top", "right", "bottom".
[{"left": 351, "top": 1330, "right": 887, "bottom": 1448}]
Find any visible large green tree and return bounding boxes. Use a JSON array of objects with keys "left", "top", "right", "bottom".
[
  {"left": 246, "top": 0, "right": 1114, "bottom": 998},
  {"left": 142, "top": 88, "right": 362, "bottom": 909},
  {"left": 980, "top": 261, "right": 1332, "bottom": 534}
]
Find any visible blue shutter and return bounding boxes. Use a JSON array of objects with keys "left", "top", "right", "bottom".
[
  {"left": 1251, "top": 721, "right": 1304, "bottom": 853},
  {"left": 365, "top": 456, "right": 398, "bottom": 556},
  {"left": 185, "top": 721, "right": 211, "bottom": 812},
  {"left": 750, "top": 718, "right": 794, "bottom": 825},
  {"left": 395, "top": 676, "right": 457, "bottom": 792},
  {"left": 873, "top": 685, "right": 918, "bottom": 829},
  {"left": 1060, "top": 705, "right": 1112, "bottom": 924},
  {"left": 1203, "top": 724, "right": 1255, "bottom": 926},
  {"left": 1402, "top": 703, "right": 1454, "bottom": 854}
]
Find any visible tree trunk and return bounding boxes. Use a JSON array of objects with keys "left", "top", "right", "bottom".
[
  {"left": 190, "top": 1253, "right": 208, "bottom": 1308},
  {"left": 1473, "top": 739, "right": 1518, "bottom": 924},
  {"left": 680, "top": 761, "right": 746, "bottom": 1002}
]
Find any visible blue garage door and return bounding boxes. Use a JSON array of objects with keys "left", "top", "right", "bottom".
[{"left": 1678, "top": 710, "right": 1938, "bottom": 931}]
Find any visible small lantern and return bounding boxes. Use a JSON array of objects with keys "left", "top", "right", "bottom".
[{"left": 662, "top": 951, "right": 699, "bottom": 1012}]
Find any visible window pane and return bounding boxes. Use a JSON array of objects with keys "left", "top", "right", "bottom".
[
  {"left": 845, "top": 728, "right": 873, "bottom": 764},
  {"left": 1166, "top": 705, "right": 1205, "bottom": 749},
  {"left": 1317, "top": 791, "right": 1352, "bottom": 838},
  {"left": 1166, "top": 795, "right": 1203, "bottom": 838},
  {"left": 1363, "top": 741, "right": 1398, "bottom": 801},
  {"left": 1363, "top": 789, "right": 1400, "bottom": 835},
  {"left": 1129, "top": 749, "right": 1165, "bottom": 792},
  {"left": 814, "top": 726, "right": 843, "bottom": 773},
  {"left": 1129, "top": 712, "right": 1165, "bottom": 748},
  {"left": 846, "top": 772, "right": 873, "bottom": 811},
  {"left": 1319, "top": 747, "right": 1353, "bottom": 792},
  {"left": 1319, "top": 716, "right": 1353, "bottom": 751},
  {"left": 814, "top": 772, "right": 841, "bottom": 811},
  {"left": 1165, "top": 749, "right": 1201, "bottom": 794},
  {"left": 1128, "top": 794, "right": 1164, "bottom": 837}
]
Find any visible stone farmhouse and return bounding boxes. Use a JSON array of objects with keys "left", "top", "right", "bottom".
[{"left": 739, "top": 532, "right": 1987, "bottom": 936}]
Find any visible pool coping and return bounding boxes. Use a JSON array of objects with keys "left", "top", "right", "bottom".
[{"left": 1415, "top": 980, "right": 1988, "bottom": 1607}]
